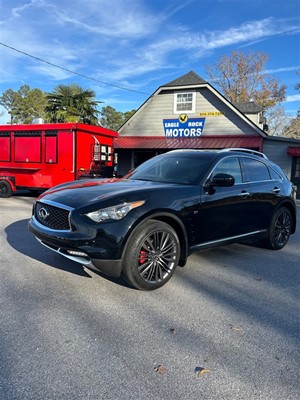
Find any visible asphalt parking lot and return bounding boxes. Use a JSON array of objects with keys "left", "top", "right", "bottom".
[{"left": 0, "top": 193, "right": 299, "bottom": 400}]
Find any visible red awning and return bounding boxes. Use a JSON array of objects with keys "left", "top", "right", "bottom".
[
  {"left": 114, "top": 135, "right": 263, "bottom": 150},
  {"left": 287, "top": 147, "right": 300, "bottom": 156}
]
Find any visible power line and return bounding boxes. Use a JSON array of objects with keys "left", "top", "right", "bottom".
[{"left": 0, "top": 41, "right": 149, "bottom": 95}]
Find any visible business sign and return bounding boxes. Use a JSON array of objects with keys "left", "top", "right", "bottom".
[
  {"left": 163, "top": 114, "right": 206, "bottom": 138},
  {"left": 199, "top": 111, "right": 224, "bottom": 116}
]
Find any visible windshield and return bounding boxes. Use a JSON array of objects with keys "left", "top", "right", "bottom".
[{"left": 125, "top": 154, "right": 212, "bottom": 185}]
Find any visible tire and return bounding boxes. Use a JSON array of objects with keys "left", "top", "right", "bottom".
[
  {"left": 264, "top": 207, "right": 292, "bottom": 250},
  {"left": 122, "top": 220, "right": 180, "bottom": 290},
  {"left": 0, "top": 180, "right": 12, "bottom": 198}
]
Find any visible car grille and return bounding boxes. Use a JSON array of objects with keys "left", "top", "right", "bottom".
[{"left": 35, "top": 201, "right": 71, "bottom": 230}]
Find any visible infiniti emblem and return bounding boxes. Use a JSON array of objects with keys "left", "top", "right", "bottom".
[{"left": 38, "top": 207, "right": 49, "bottom": 220}]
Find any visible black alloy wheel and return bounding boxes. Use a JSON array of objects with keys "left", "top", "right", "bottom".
[
  {"left": 122, "top": 220, "right": 180, "bottom": 290},
  {"left": 265, "top": 207, "right": 293, "bottom": 250}
]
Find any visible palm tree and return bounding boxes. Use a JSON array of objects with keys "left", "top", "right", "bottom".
[{"left": 46, "top": 84, "right": 101, "bottom": 124}]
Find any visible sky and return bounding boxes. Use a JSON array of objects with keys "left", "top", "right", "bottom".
[{"left": 0, "top": 0, "right": 299, "bottom": 124}]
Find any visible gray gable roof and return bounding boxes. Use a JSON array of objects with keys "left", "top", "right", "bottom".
[
  {"left": 163, "top": 73, "right": 263, "bottom": 115},
  {"left": 234, "top": 101, "right": 263, "bottom": 114},
  {"left": 163, "top": 70, "right": 207, "bottom": 87}
]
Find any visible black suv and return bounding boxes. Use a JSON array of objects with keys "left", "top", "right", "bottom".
[{"left": 29, "top": 149, "right": 297, "bottom": 290}]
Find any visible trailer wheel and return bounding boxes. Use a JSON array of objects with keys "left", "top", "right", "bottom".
[{"left": 0, "top": 180, "right": 12, "bottom": 198}]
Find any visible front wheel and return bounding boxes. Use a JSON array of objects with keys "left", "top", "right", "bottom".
[
  {"left": 122, "top": 220, "right": 180, "bottom": 290},
  {"left": 264, "top": 207, "right": 292, "bottom": 250}
]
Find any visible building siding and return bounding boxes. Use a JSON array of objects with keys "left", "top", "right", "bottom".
[
  {"left": 263, "top": 139, "right": 299, "bottom": 179},
  {"left": 120, "top": 88, "right": 261, "bottom": 137}
]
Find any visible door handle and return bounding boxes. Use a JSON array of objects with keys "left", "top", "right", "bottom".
[
  {"left": 239, "top": 190, "right": 250, "bottom": 198},
  {"left": 273, "top": 187, "right": 281, "bottom": 193}
]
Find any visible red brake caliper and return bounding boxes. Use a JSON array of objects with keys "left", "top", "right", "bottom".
[{"left": 139, "top": 250, "right": 148, "bottom": 265}]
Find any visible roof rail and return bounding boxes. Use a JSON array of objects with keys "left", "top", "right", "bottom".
[{"left": 219, "top": 148, "right": 268, "bottom": 160}]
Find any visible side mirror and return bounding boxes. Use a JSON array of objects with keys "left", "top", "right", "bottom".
[
  {"left": 210, "top": 173, "right": 235, "bottom": 187},
  {"left": 205, "top": 173, "right": 235, "bottom": 194}
]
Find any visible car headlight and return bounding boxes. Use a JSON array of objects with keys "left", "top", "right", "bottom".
[{"left": 85, "top": 200, "right": 145, "bottom": 222}]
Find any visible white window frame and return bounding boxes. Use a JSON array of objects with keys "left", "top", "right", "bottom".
[{"left": 173, "top": 91, "right": 196, "bottom": 114}]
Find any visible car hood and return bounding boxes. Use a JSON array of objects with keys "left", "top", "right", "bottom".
[{"left": 37, "top": 178, "right": 182, "bottom": 208}]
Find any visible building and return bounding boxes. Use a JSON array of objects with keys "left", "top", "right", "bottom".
[{"left": 114, "top": 71, "right": 300, "bottom": 198}]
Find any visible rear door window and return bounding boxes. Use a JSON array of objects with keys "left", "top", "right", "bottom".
[{"left": 241, "top": 157, "right": 271, "bottom": 182}]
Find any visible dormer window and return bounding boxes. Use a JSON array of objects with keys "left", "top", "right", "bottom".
[{"left": 174, "top": 92, "right": 195, "bottom": 114}]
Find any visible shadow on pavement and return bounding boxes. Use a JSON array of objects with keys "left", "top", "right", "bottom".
[
  {"left": 5, "top": 218, "right": 130, "bottom": 287},
  {"left": 5, "top": 218, "right": 92, "bottom": 277}
]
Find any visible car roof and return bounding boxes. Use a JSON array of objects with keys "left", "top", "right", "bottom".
[{"left": 166, "top": 148, "right": 268, "bottom": 161}]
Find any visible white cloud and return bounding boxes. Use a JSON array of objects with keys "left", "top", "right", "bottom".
[
  {"left": 285, "top": 94, "right": 300, "bottom": 103},
  {"left": 0, "top": 107, "right": 10, "bottom": 124},
  {"left": 95, "top": 17, "right": 300, "bottom": 82},
  {"left": 43, "top": 0, "right": 162, "bottom": 38},
  {"left": 11, "top": 0, "right": 44, "bottom": 17},
  {"left": 146, "top": 17, "right": 298, "bottom": 56},
  {"left": 266, "top": 66, "right": 300, "bottom": 74},
  {"left": 0, "top": 0, "right": 299, "bottom": 96}
]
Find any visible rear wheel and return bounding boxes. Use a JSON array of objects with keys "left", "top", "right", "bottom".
[
  {"left": 122, "top": 220, "right": 180, "bottom": 290},
  {"left": 264, "top": 207, "right": 292, "bottom": 250},
  {"left": 0, "top": 180, "right": 12, "bottom": 198}
]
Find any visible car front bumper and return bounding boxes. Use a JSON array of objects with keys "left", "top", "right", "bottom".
[{"left": 28, "top": 217, "right": 123, "bottom": 278}]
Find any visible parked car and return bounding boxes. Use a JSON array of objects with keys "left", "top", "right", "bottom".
[{"left": 29, "top": 148, "right": 297, "bottom": 290}]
